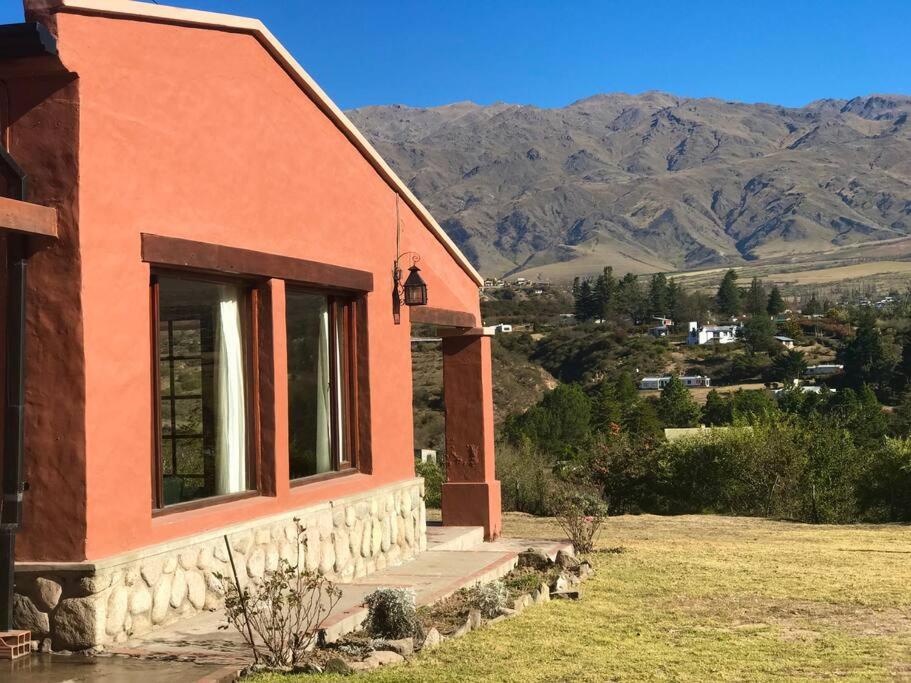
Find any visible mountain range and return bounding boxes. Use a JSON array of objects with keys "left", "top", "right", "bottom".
[{"left": 347, "top": 93, "right": 911, "bottom": 280}]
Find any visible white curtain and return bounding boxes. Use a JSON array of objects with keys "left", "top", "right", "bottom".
[
  {"left": 315, "top": 301, "right": 332, "bottom": 473},
  {"left": 215, "top": 285, "right": 247, "bottom": 495}
]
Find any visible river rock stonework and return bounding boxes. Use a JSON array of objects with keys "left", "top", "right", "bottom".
[{"left": 14, "top": 478, "right": 426, "bottom": 650}]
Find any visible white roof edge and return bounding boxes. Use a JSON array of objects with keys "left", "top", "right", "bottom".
[{"left": 48, "top": 0, "right": 484, "bottom": 287}]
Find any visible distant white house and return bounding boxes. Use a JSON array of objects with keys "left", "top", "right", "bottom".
[
  {"left": 775, "top": 336, "right": 796, "bottom": 349},
  {"left": 772, "top": 385, "right": 835, "bottom": 397},
  {"left": 653, "top": 316, "right": 674, "bottom": 327},
  {"left": 687, "top": 321, "right": 738, "bottom": 345},
  {"left": 804, "top": 364, "right": 844, "bottom": 378},
  {"left": 639, "top": 375, "right": 711, "bottom": 390},
  {"left": 414, "top": 448, "right": 439, "bottom": 465},
  {"left": 649, "top": 325, "right": 670, "bottom": 338},
  {"left": 492, "top": 323, "right": 513, "bottom": 334}
]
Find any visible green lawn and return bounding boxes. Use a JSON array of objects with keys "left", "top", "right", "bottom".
[{"left": 259, "top": 512, "right": 911, "bottom": 682}]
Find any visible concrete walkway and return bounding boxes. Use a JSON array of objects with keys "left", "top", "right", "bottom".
[{"left": 106, "top": 524, "right": 571, "bottom": 669}]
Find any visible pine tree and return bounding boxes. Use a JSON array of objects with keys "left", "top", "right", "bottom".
[
  {"left": 741, "top": 313, "right": 776, "bottom": 353},
  {"left": 594, "top": 266, "right": 618, "bottom": 322},
  {"left": 802, "top": 294, "right": 823, "bottom": 316},
  {"left": 648, "top": 273, "right": 670, "bottom": 317},
  {"left": 745, "top": 277, "right": 767, "bottom": 315},
  {"left": 622, "top": 399, "right": 663, "bottom": 439},
  {"left": 618, "top": 273, "right": 646, "bottom": 324},
  {"left": 840, "top": 310, "right": 891, "bottom": 391},
  {"left": 574, "top": 280, "right": 597, "bottom": 321},
  {"left": 771, "top": 349, "right": 807, "bottom": 382},
  {"left": 657, "top": 376, "right": 701, "bottom": 427},
  {"left": 766, "top": 286, "right": 785, "bottom": 316},
  {"left": 591, "top": 380, "right": 623, "bottom": 433},
  {"left": 702, "top": 389, "right": 733, "bottom": 426},
  {"left": 716, "top": 269, "right": 741, "bottom": 317}
]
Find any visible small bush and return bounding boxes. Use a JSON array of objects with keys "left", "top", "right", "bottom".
[
  {"left": 415, "top": 460, "right": 444, "bottom": 508},
  {"left": 465, "top": 580, "right": 508, "bottom": 619},
  {"left": 497, "top": 441, "right": 563, "bottom": 515},
  {"left": 216, "top": 521, "right": 341, "bottom": 667},
  {"left": 364, "top": 588, "right": 418, "bottom": 639},
  {"left": 556, "top": 492, "right": 608, "bottom": 553}
]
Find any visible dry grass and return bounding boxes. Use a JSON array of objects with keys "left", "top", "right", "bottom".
[{"left": 258, "top": 513, "right": 911, "bottom": 682}]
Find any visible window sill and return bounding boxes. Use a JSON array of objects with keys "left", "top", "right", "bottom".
[
  {"left": 151, "top": 489, "right": 260, "bottom": 518},
  {"left": 290, "top": 467, "right": 359, "bottom": 488}
]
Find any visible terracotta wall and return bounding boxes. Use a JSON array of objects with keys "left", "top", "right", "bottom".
[
  {"left": 15, "top": 10, "right": 481, "bottom": 562},
  {"left": 0, "top": 64, "right": 87, "bottom": 562}
]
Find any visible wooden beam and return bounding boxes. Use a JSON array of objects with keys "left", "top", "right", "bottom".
[
  {"left": 0, "top": 196, "right": 57, "bottom": 238},
  {"left": 409, "top": 306, "right": 477, "bottom": 329},
  {"left": 141, "top": 233, "right": 373, "bottom": 292}
]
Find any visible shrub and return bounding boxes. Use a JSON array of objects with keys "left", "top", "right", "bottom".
[
  {"left": 363, "top": 588, "right": 418, "bottom": 639},
  {"left": 216, "top": 522, "right": 342, "bottom": 667},
  {"left": 466, "top": 580, "right": 508, "bottom": 619},
  {"left": 857, "top": 437, "right": 911, "bottom": 521},
  {"left": 497, "top": 441, "right": 562, "bottom": 515},
  {"left": 584, "top": 433, "right": 662, "bottom": 514},
  {"left": 415, "top": 460, "right": 444, "bottom": 508},
  {"left": 556, "top": 492, "right": 608, "bottom": 553}
]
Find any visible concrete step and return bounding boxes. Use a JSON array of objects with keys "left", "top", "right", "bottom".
[{"left": 425, "top": 524, "right": 485, "bottom": 551}]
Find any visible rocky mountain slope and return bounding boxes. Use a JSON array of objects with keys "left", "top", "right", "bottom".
[{"left": 348, "top": 93, "right": 911, "bottom": 279}]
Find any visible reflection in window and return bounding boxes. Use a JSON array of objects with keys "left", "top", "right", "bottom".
[
  {"left": 286, "top": 291, "right": 352, "bottom": 479},
  {"left": 156, "top": 275, "right": 249, "bottom": 505}
]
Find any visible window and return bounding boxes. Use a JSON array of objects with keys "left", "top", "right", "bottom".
[
  {"left": 285, "top": 290, "right": 356, "bottom": 480},
  {"left": 152, "top": 273, "right": 255, "bottom": 508}
]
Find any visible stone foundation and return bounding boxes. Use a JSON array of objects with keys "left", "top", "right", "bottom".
[{"left": 13, "top": 478, "right": 426, "bottom": 651}]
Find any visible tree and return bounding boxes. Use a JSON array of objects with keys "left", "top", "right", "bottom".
[
  {"left": 574, "top": 280, "right": 597, "bottom": 321},
  {"left": 647, "top": 273, "right": 670, "bottom": 317},
  {"left": 731, "top": 389, "right": 779, "bottom": 423},
  {"left": 505, "top": 384, "right": 592, "bottom": 456},
  {"left": 657, "top": 376, "right": 701, "bottom": 427},
  {"left": 594, "top": 267, "right": 618, "bottom": 322},
  {"left": 716, "top": 269, "right": 741, "bottom": 317},
  {"left": 770, "top": 350, "right": 807, "bottom": 383},
  {"left": 840, "top": 311, "right": 891, "bottom": 391},
  {"left": 767, "top": 286, "right": 785, "bottom": 316},
  {"left": 617, "top": 273, "right": 647, "bottom": 324},
  {"left": 741, "top": 314, "right": 776, "bottom": 353},
  {"left": 622, "top": 399, "right": 663, "bottom": 439},
  {"left": 802, "top": 294, "right": 823, "bottom": 316},
  {"left": 591, "top": 379, "right": 623, "bottom": 434},
  {"left": 702, "top": 389, "right": 733, "bottom": 426},
  {"left": 893, "top": 329, "right": 911, "bottom": 394},
  {"left": 745, "top": 277, "right": 767, "bottom": 316}
]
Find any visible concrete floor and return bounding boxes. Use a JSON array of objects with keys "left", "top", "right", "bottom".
[
  {"left": 1, "top": 653, "right": 224, "bottom": 682},
  {"left": 99, "top": 524, "right": 570, "bottom": 670}
]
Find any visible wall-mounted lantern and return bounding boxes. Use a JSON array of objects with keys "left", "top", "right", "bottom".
[
  {"left": 392, "top": 196, "right": 428, "bottom": 325},
  {"left": 393, "top": 256, "right": 427, "bottom": 325},
  {"left": 402, "top": 264, "right": 427, "bottom": 306}
]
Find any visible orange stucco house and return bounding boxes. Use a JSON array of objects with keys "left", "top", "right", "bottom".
[{"left": 1, "top": 0, "right": 501, "bottom": 650}]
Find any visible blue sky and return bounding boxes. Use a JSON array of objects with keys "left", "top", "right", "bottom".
[{"left": 4, "top": 0, "right": 909, "bottom": 110}]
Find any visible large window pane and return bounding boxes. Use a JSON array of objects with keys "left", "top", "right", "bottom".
[
  {"left": 286, "top": 291, "right": 341, "bottom": 479},
  {"left": 157, "top": 275, "right": 249, "bottom": 506}
]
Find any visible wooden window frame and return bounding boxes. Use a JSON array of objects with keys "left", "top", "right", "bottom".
[
  {"left": 286, "top": 286, "right": 361, "bottom": 486},
  {"left": 150, "top": 268, "right": 262, "bottom": 514}
]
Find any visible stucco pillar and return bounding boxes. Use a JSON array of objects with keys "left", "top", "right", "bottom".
[{"left": 441, "top": 332, "right": 501, "bottom": 540}]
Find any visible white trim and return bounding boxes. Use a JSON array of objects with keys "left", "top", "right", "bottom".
[{"left": 40, "top": 0, "right": 484, "bottom": 287}]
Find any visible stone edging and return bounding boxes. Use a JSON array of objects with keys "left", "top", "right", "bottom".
[{"left": 14, "top": 478, "right": 427, "bottom": 652}]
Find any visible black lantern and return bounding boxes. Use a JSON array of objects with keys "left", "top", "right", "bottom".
[{"left": 402, "top": 264, "right": 428, "bottom": 307}]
